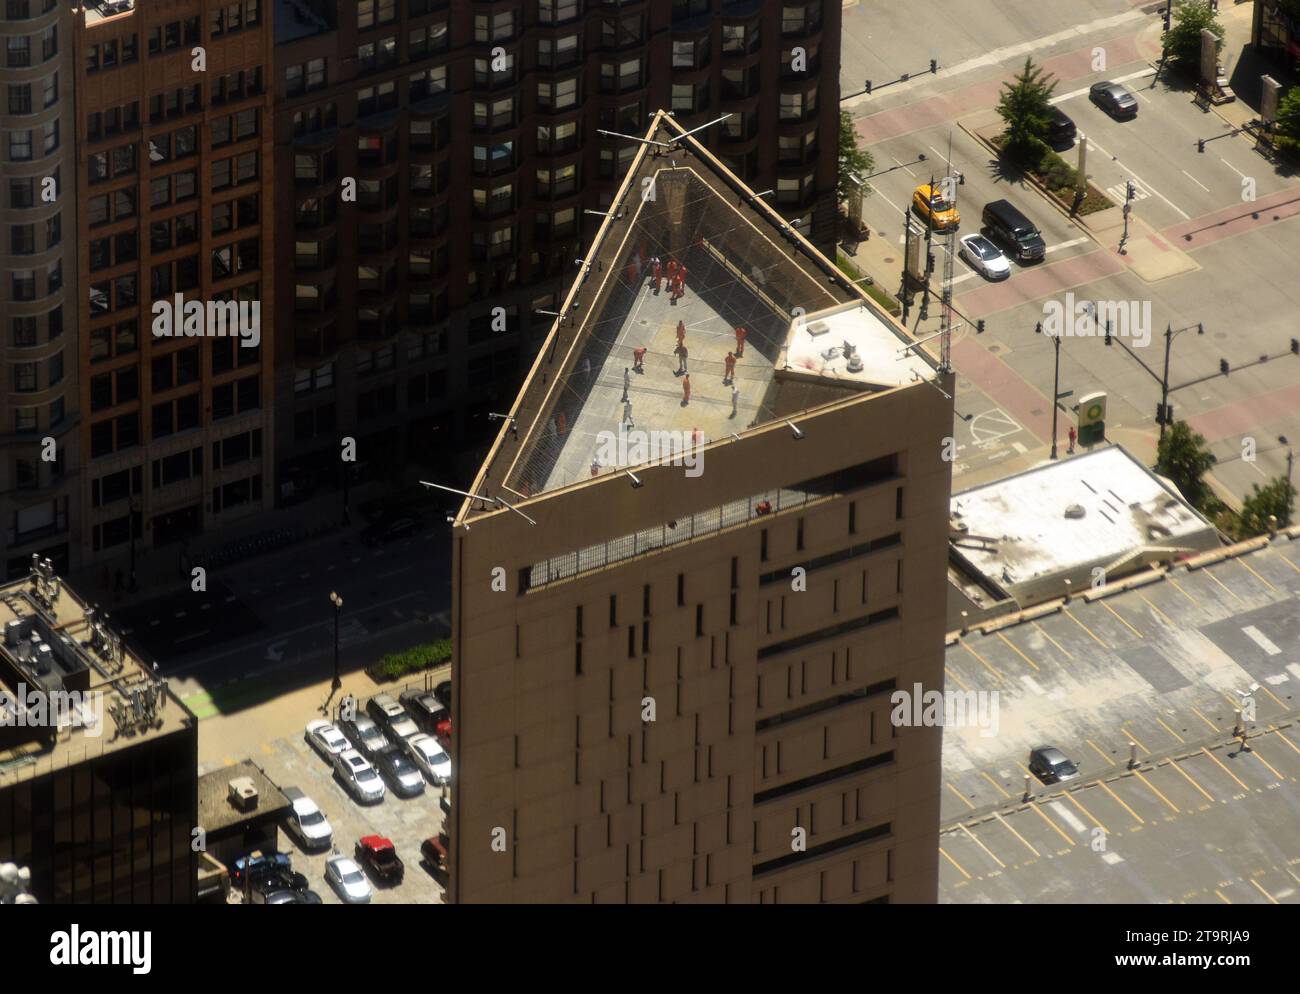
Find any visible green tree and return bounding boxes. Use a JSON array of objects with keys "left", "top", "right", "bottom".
[
  {"left": 1239, "top": 476, "right": 1296, "bottom": 536},
  {"left": 996, "top": 57, "right": 1057, "bottom": 165},
  {"left": 1156, "top": 420, "right": 1217, "bottom": 509},
  {"left": 1162, "top": 0, "right": 1225, "bottom": 71},
  {"left": 837, "top": 110, "right": 874, "bottom": 204},
  {"left": 1275, "top": 86, "right": 1300, "bottom": 155}
]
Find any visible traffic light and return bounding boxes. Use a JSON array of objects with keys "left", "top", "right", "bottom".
[
  {"left": 977, "top": 319, "right": 985, "bottom": 334},
  {"left": 1197, "top": 138, "right": 1206, "bottom": 153},
  {"left": 1162, "top": 6, "right": 1171, "bottom": 31},
  {"left": 1126, "top": 181, "right": 1136, "bottom": 200},
  {"left": 1104, "top": 326, "right": 1112, "bottom": 346},
  {"left": 930, "top": 59, "right": 938, "bottom": 74},
  {"left": 1156, "top": 403, "right": 1166, "bottom": 425},
  {"left": 1220, "top": 358, "right": 1230, "bottom": 375},
  {"left": 1291, "top": 338, "right": 1299, "bottom": 355}
]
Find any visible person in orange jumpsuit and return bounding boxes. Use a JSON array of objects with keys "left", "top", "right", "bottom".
[
  {"left": 666, "top": 259, "right": 679, "bottom": 283},
  {"left": 676, "top": 320, "right": 686, "bottom": 347},
  {"left": 723, "top": 351, "right": 736, "bottom": 384},
  {"left": 670, "top": 275, "right": 684, "bottom": 301},
  {"left": 734, "top": 326, "right": 747, "bottom": 357},
  {"left": 682, "top": 374, "right": 691, "bottom": 405},
  {"left": 677, "top": 264, "right": 688, "bottom": 292},
  {"left": 632, "top": 347, "right": 646, "bottom": 372},
  {"left": 651, "top": 257, "right": 662, "bottom": 292}
]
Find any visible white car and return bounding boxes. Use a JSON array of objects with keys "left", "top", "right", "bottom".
[
  {"left": 333, "top": 748, "right": 385, "bottom": 804},
  {"left": 305, "top": 719, "right": 350, "bottom": 761},
  {"left": 324, "top": 854, "right": 372, "bottom": 903},
  {"left": 404, "top": 732, "right": 452, "bottom": 785},
  {"left": 958, "top": 233, "right": 1011, "bottom": 282},
  {"left": 282, "top": 787, "right": 333, "bottom": 851}
]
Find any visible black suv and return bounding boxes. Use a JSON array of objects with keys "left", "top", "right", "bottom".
[{"left": 981, "top": 199, "right": 1046, "bottom": 263}]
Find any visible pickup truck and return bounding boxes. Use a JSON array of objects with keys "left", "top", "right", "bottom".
[{"left": 355, "top": 835, "right": 404, "bottom": 884}]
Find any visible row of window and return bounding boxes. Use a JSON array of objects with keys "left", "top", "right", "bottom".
[
  {"left": 88, "top": 375, "right": 260, "bottom": 457},
  {"left": 2, "top": 23, "right": 56, "bottom": 67},
  {"left": 7, "top": 211, "right": 60, "bottom": 254},
  {"left": 7, "top": 259, "right": 61, "bottom": 301},
  {"left": 89, "top": 314, "right": 259, "bottom": 374},
  {"left": 5, "top": 73, "right": 57, "bottom": 115},
  {"left": 8, "top": 304, "right": 61, "bottom": 347},
  {"left": 5, "top": 119, "right": 59, "bottom": 161},
  {"left": 1, "top": 0, "right": 57, "bottom": 21},
  {"left": 5, "top": 167, "right": 58, "bottom": 209}
]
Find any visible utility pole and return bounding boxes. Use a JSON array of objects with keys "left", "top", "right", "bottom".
[
  {"left": 329, "top": 591, "right": 343, "bottom": 691},
  {"left": 1036, "top": 322, "right": 1062, "bottom": 459},
  {"left": 1159, "top": 323, "right": 1204, "bottom": 438},
  {"left": 1118, "top": 180, "right": 1135, "bottom": 255}
]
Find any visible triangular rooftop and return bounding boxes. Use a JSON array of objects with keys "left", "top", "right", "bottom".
[{"left": 462, "top": 111, "right": 937, "bottom": 514}]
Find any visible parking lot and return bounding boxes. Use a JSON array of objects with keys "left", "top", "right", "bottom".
[{"left": 201, "top": 684, "right": 450, "bottom": 905}]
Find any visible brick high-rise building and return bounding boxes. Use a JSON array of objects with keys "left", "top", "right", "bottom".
[
  {"left": 271, "top": 0, "right": 842, "bottom": 501},
  {"left": 448, "top": 113, "right": 951, "bottom": 903},
  {"left": 0, "top": 0, "right": 80, "bottom": 581},
  {"left": 71, "top": 0, "right": 276, "bottom": 572}
]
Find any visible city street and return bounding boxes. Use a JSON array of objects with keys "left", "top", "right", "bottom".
[{"left": 844, "top": 0, "right": 1300, "bottom": 502}]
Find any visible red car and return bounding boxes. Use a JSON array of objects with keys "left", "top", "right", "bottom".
[
  {"left": 434, "top": 716, "right": 452, "bottom": 751},
  {"left": 355, "top": 835, "right": 404, "bottom": 884}
]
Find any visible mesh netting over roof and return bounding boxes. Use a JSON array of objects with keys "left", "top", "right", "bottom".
[{"left": 474, "top": 112, "right": 926, "bottom": 503}]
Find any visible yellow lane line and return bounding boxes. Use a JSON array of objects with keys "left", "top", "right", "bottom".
[
  {"left": 1167, "top": 758, "right": 1216, "bottom": 803},
  {"left": 1250, "top": 878, "right": 1278, "bottom": 905},
  {"left": 996, "top": 631, "right": 1040, "bottom": 672},
  {"left": 1096, "top": 779, "right": 1145, "bottom": 825},
  {"left": 945, "top": 666, "right": 972, "bottom": 692},
  {"left": 1269, "top": 548, "right": 1300, "bottom": 574},
  {"left": 946, "top": 781, "right": 977, "bottom": 810},
  {"left": 993, "top": 811, "right": 1040, "bottom": 858},
  {"left": 1165, "top": 575, "right": 1200, "bottom": 606},
  {"left": 1200, "top": 747, "right": 1250, "bottom": 793},
  {"left": 1101, "top": 600, "right": 1144, "bottom": 639},
  {"left": 1154, "top": 715, "right": 1186, "bottom": 745},
  {"left": 1236, "top": 558, "right": 1276, "bottom": 592},
  {"left": 1266, "top": 725, "right": 1300, "bottom": 757},
  {"left": 940, "top": 846, "right": 972, "bottom": 880},
  {"left": 1138, "top": 592, "right": 1175, "bottom": 626},
  {"left": 1032, "top": 622, "right": 1073, "bottom": 660},
  {"left": 1029, "top": 801, "right": 1076, "bottom": 847},
  {"left": 1122, "top": 726, "right": 1150, "bottom": 754},
  {"left": 980, "top": 770, "right": 1012, "bottom": 799},
  {"left": 960, "top": 823, "right": 1006, "bottom": 869},
  {"left": 1086, "top": 739, "right": 1114, "bottom": 765},
  {"left": 1063, "top": 790, "right": 1109, "bottom": 835},
  {"left": 1063, "top": 608, "right": 1109, "bottom": 648},
  {"left": 1202, "top": 568, "right": 1244, "bottom": 604},
  {"left": 1133, "top": 769, "right": 1180, "bottom": 814},
  {"left": 1215, "top": 889, "right": 1232, "bottom": 904},
  {"left": 961, "top": 641, "right": 1005, "bottom": 684},
  {"left": 1188, "top": 704, "right": 1221, "bottom": 733},
  {"left": 1247, "top": 745, "right": 1284, "bottom": 782}
]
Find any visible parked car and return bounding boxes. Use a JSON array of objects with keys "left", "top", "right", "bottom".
[
  {"left": 282, "top": 787, "right": 333, "bottom": 852},
  {"left": 339, "top": 714, "right": 388, "bottom": 760},
  {"left": 324, "top": 854, "right": 372, "bottom": 903},
  {"left": 233, "top": 853, "right": 309, "bottom": 895},
  {"left": 401, "top": 690, "right": 448, "bottom": 734},
  {"left": 1089, "top": 80, "right": 1138, "bottom": 119},
  {"left": 420, "top": 834, "right": 449, "bottom": 874},
  {"left": 404, "top": 732, "right": 452, "bottom": 785},
  {"left": 231, "top": 851, "right": 292, "bottom": 888},
  {"left": 1029, "top": 746, "right": 1080, "bottom": 784},
  {"left": 981, "top": 199, "right": 1046, "bottom": 263},
  {"left": 360, "top": 514, "right": 421, "bottom": 546},
  {"left": 305, "top": 719, "right": 350, "bottom": 761},
  {"left": 373, "top": 745, "right": 426, "bottom": 797},
  {"left": 1046, "top": 105, "right": 1077, "bottom": 149},
  {"left": 911, "top": 182, "right": 960, "bottom": 230},
  {"left": 958, "top": 233, "right": 1011, "bottom": 281},
  {"left": 355, "top": 835, "right": 405, "bottom": 885},
  {"left": 433, "top": 680, "right": 452, "bottom": 709},
  {"left": 332, "top": 748, "right": 386, "bottom": 804},
  {"left": 367, "top": 692, "right": 420, "bottom": 741}
]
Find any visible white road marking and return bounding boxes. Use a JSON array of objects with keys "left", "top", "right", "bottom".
[
  {"left": 1265, "top": 672, "right": 1289, "bottom": 685},
  {"left": 1181, "top": 169, "right": 1210, "bottom": 192},
  {"left": 1287, "top": 663, "right": 1300, "bottom": 683},
  {"left": 891, "top": 155, "right": 918, "bottom": 178},
  {"left": 1020, "top": 674, "right": 1047, "bottom": 695},
  {"left": 1242, "top": 625, "right": 1282, "bottom": 656},
  {"left": 1045, "top": 236, "right": 1090, "bottom": 254},
  {"left": 1219, "top": 157, "right": 1248, "bottom": 180},
  {"left": 1106, "top": 178, "right": 1152, "bottom": 203},
  {"left": 1084, "top": 136, "right": 1190, "bottom": 220},
  {"left": 1101, "top": 851, "right": 1125, "bottom": 865},
  {"left": 1049, "top": 800, "right": 1088, "bottom": 834},
  {"left": 1051, "top": 67, "right": 1157, "bottom": 105}
]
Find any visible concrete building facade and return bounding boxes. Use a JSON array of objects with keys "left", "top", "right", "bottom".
[{"left": 448, "top": 113, "right": 952, "bottom": 904}]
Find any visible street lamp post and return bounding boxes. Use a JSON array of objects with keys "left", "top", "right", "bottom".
[
  {"left": 1159, "top": 323, "right": 1204, "bottom": 439},
  {"left": 329, "top": 592, "right": 343, "bottom": 691},
  {"left": 1280, "top": 436, "right": 1294, "bottom": 487},
  {"left": 1036, "top": 322, "right": 1061, "bottom": 460}
]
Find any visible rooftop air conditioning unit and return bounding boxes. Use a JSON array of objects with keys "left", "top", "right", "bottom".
[
  {"left": 806, "top": 321, "right": 830, "bottom": 338},
  {"left": 228, "top": 777, "right": 258, "bottom": 812}
]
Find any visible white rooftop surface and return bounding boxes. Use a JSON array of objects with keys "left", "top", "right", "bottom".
[
  {"left": 950, "top": 445, "right": 1216, "bottom": 585},
  {"left": 781, "top": 302, "right": 934, "bottom": 388}
]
